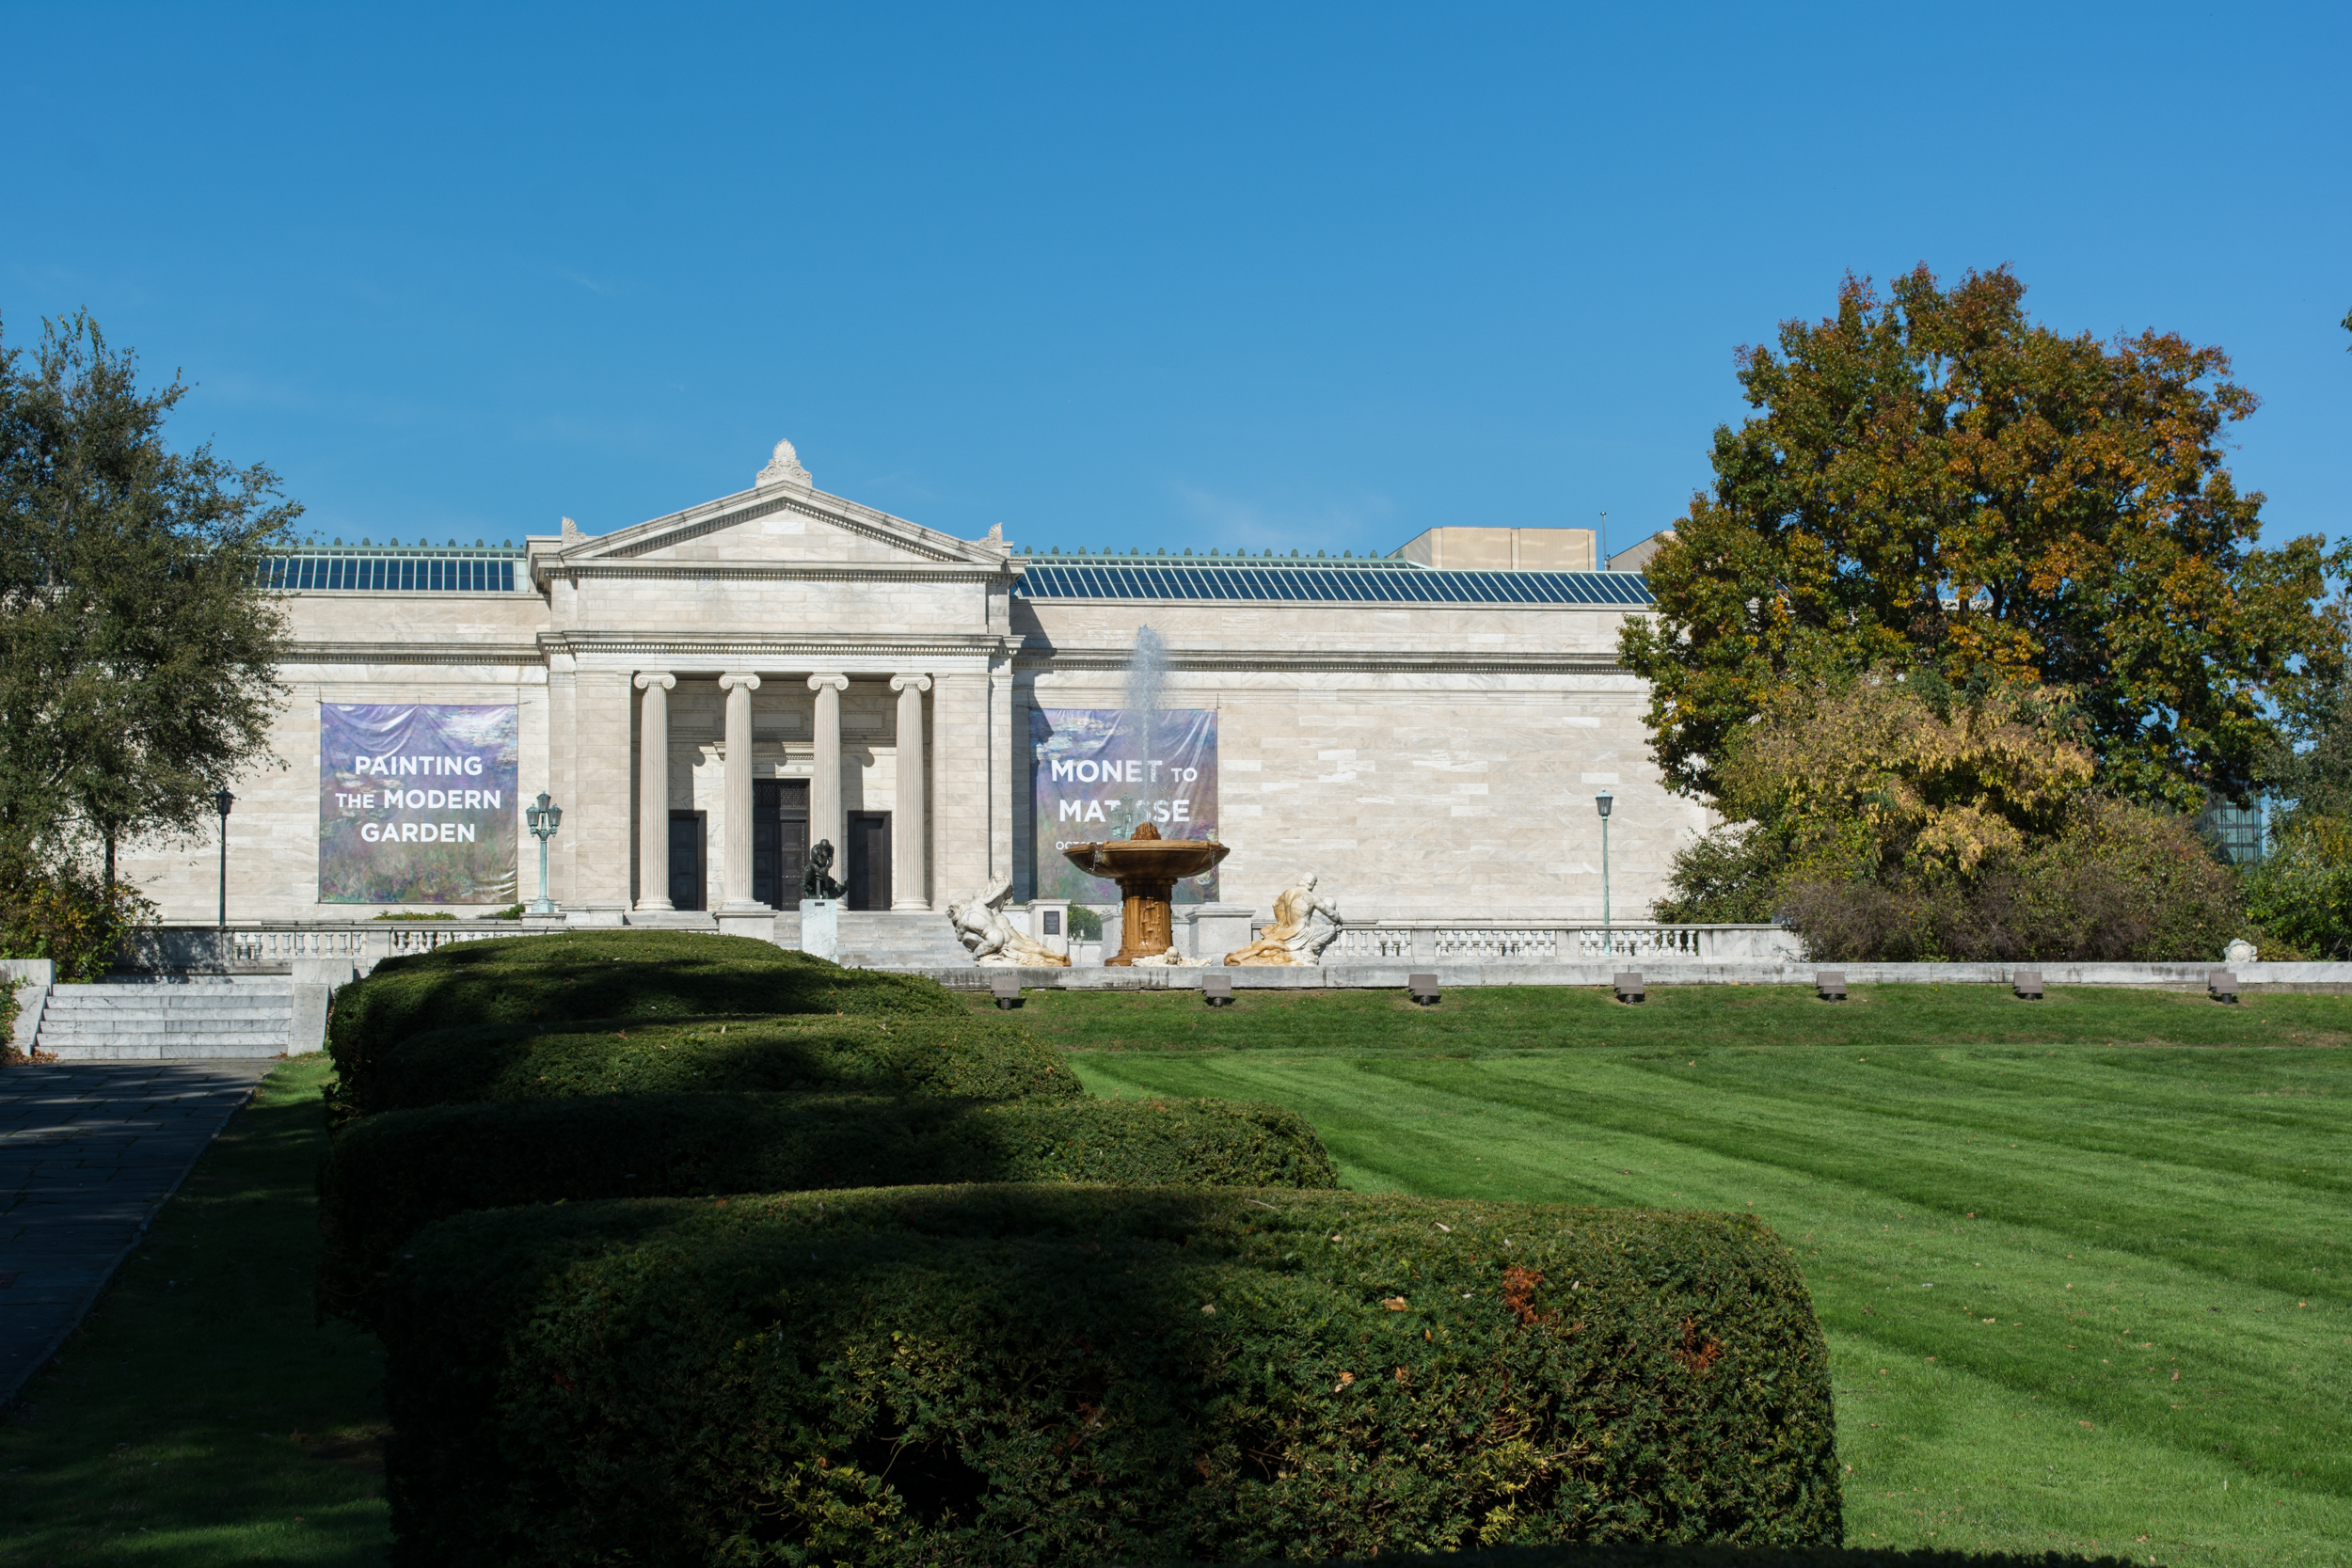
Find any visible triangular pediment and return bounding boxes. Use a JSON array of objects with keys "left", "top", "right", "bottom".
[{"left": 559, "top": 474, "right": 1010, "bottom": 572}]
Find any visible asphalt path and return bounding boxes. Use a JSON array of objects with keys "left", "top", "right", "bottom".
[{"left": 0, "top": 1062, "right": 268, "bottom": 1410}]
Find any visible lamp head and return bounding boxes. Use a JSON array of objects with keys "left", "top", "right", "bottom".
[
  {"left": 215, "top": 788, "right": 234, "bottom": 816},
  {"left": 1595, "top": 789, "right": 1613, "bottom": 819}
]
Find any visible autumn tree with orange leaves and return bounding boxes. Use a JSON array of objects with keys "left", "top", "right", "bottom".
[{"left": 1621, "top": 265, "right": 2343, "bottom": 815}]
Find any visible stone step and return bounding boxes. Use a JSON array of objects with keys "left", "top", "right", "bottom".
[
  {"left": 42, "top": 1041, "right": 291, "bottom": 1061},
  {"left": 36, "top": 979, "right": 296, "bottom": 1061}
]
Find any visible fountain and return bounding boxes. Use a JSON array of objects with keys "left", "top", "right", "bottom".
[
  {"left": 1059, "top": 623, "right": 1228, "bottom": 965},
  {"left": 1062, "top": 821, "right": 1230, "bottom": 965}
]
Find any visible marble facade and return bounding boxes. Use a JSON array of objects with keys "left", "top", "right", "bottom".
[{"left": 120, "top": 442, "right": 1710, "bottom": 926}]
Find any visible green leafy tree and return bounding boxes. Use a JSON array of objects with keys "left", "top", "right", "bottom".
[
  {"left": 0, "top": 311, "right": 295, "bottom": 899},
  {"left": 1620, "top": 265, "right": 2342, "bottom": 814}
]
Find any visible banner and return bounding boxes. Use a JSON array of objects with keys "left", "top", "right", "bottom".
[
  {"left": 1031, "top": 707, "right": 1218, "bottom": 904},
  {"left": 319, "top": 704, "right": 519, "bottom": 905}
]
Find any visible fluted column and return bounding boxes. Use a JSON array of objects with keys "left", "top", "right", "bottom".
[
  {"left": 717, "top": 673, "right": 762, "bottom": 911},
  {"left": 632, "top": 673, "right": 675, "bottom": 911},
  {"left": 808, "top": 673, "right": 849, "bottom": 865},
  {"left": 890, "top": 674, "right": 930, "bottom": 910}
]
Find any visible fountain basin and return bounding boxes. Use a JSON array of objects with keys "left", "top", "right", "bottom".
[{"left": 1061, "top": 824, "right": 1230, "bottom": 965}]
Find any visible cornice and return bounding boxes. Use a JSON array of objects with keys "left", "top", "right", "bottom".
[
  {"left": 282, "top": 641, "right": 546, "bottom": 667},
  {"left": 540, "top": 562, "right": 1016, "bottom": 586},
  {"left": 539, "top": 629, "right": 1019, "bottom": 660},
  {"left": 1013, "top": 643, "right": 1627, "bottom": 676},
  {"left": 536, "top": 483, "right": 1016, "bottom": 577}
]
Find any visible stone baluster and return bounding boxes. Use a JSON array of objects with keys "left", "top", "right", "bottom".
[
  {"left": 889, "top": 674, "right": 930, "bottom": 909},
  {"left": 716, "top": 673, "right": 762, "bottom": 910},
  {"left": 632, "top": 672, "right": 675, "bottom": 911},
  {"left": 808, "top": 674, "right": 849, "bottom": 865}
]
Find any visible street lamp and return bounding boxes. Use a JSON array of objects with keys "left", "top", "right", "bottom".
[
  {"left": 525, "top": 791, "right": 564, "bottom": 915},
  {"left": 214, "top": 788, "right": 235, "bottom": 931},
  {"left": 1595, "top": 789, "right": 1613, "bottom": 955}
]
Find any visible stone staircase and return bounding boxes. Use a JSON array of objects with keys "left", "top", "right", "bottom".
[
  {"left": 833, "top": 911, "right": 977, "bottom": 972},
  {"left": 33, "top": 976, "right": 295, "bottom": 1061}
]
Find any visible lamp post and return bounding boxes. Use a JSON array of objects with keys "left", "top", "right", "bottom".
[
  {"left": 1595, "top": 789, "right": 1613, "bottom": 956},
  {"left": 525, "top": 792, "right": 564, "bottom": 915},
  {"left": 214, "top": 788, "right": 234, "bottom": 931}
]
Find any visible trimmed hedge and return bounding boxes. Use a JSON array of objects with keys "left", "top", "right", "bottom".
[
  {"left": 326, "top": 930, "right": 959, "bottom": 1078},
  {"left": 318, "top": 1092, "right": 1340, "bottom": 1325},
  {"left": 325, "top": 1010, "right": 1079, "bottom": 1124},
  {"left": 381, "top": 1186, "right": 1838, "bottom": 1565}
]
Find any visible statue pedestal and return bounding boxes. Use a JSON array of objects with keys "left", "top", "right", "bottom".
[
  {"left": 800, "top": 898, "right": 841, "bottom": 961},
  {"left": 1182, "top": 903, "right": 1257, "bottom": 963},
  {"left": 715, "top": 905, "right": 777, "bottom": 943}
]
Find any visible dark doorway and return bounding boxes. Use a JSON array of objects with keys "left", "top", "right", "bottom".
[
  {"left": 667, "top": 812, "right": 706, "bottom": 911},
  {"left": 753, "top": 780, "right": 811, "bottom": 911},
  {"left": 846, "top": 811, "right": 891, "bottom": 911}
]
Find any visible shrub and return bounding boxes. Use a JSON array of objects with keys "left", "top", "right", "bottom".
[
  {"left": 318, "top": 1092, "right": 1338, "bottom": 1324},
  {"left": 325, "top": 1010, "right": 1080, "bottom": 1125},
  {"left": 0, "top": 866, "right": 156, "bottom": 981},
  {"left": 326, "top": 930, "right": 961, "bottom": 1079},
  {"left": 1783, "top": 800, "right": 2240, "bottom": 962},
  {"left": 380, "top": 1186, "right": 1837, "bottom": 1566},
  {"left": 2240, "top": 815, "right": 2352, "bottom": 959}
]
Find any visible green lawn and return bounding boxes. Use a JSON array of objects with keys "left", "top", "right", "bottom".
[
  {"left": 0, "top": 1055, "right": 390, "bottom": 1566},
  {"left": 8, "top": 984, "right": 2344, "bottom": 1565},
  {"left": 1036, "top": 984, "right": 2352, "bottom": 1567}
]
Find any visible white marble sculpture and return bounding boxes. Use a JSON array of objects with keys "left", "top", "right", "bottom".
[
  {"left": 1132, "top": 945, "right": 1189, "bottom": 967},
  {"left": 947, "top": 877, "right": 1073, "bottom": 968},
  {"left": 1223, "top": 872, "right": 1343, "bottom": 967},
  {"left": 756, "top": 437, "right": 812, "bottom": 489},
  {"left": 2224, "top": 937, "right": 2258, "bottom": 965}
]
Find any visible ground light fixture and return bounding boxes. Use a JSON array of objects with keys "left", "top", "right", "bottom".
[
  {"left": 525, "top": 791, "right": 564, "bottom": 915},
  {"left": 1595, "top": 788, "right": 1613, "bottom": 954},
  {"left": 214, "top": 788, "right": 234, "bottom": 931}
]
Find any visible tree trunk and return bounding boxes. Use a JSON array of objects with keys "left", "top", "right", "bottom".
[{"left": 103, "top": 830, "right": 116, "bottom": 904}]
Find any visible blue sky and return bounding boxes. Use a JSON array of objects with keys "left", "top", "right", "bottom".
[{"left": 4, "top": 3, "right": 2345, "bottom": 559}]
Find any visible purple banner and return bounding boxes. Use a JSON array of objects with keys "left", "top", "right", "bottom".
[
  {"left": 1031, "top": 707, "right": 1218, "bottom": 904},
  {"left": 318, "top": 703, "right": 519, "bottom": 905}
]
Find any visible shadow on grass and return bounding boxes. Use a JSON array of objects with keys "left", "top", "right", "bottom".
[{"left": 0, "top": 1056, "right": 389, "bottom": 1566}]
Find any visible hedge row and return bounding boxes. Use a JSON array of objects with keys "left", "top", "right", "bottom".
[
  {"left": 325, "top": 1009, "right": 1078, "bottom": 1124},
  {"left": 381, "top": 1185, "right": 1839, "bottom": 1566},
  {"left": 318, "top": 1091, "right": 1339, "bottom": 1325},
  {"left": 326, "top": 930, "right": 958, "bottom": 1080}
]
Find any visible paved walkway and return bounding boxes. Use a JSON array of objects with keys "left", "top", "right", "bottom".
[{"left": 0, "top": 1062, "right": 268, "bottom": 1410}]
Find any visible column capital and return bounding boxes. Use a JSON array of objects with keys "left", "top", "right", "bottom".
[
  {"left": 808, "top": 673, "right": 850, "bottom": 694},
  {"left": 718, "top": 672, "right": 762, "bottom": 692},
  {"left": 633, "top": 671, "right": 675, "bottom": 691},
  {"left": 889, "top": 673, "right": 932, "bottom": 694}
]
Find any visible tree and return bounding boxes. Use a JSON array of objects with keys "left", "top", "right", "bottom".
[
  {"left": 1619, "top": 265, "right": 2342, "bottom": 814},
  {"left": 0, "top": 311, "right": 295, "bottom": 896},
  {"left": 1656, "top": 673, "right": 2241, "bottom": 961}
]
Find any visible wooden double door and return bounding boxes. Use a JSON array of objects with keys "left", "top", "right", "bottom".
[{"left": 670, "top": 783, "right": 888, "bottom": 911}]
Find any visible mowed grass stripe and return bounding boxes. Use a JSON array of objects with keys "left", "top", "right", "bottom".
[
  {"left": 1415, "top": 1051, "right": 2349, "bottom": 1297},
  {"left": 1073, "top": 1027, "right": 2352, "bottom": 1562},
  {"left": 1828, "top": 1329, "right": 2350, "bottom": 1563}
]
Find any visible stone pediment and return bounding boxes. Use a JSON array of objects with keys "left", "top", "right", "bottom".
[{"left": 552, "top": 441, "right": 1011, "bottom": 574}]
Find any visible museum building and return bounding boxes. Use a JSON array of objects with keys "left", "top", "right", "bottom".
[{"left": 123, "top": 440, "right": 1708, "bottom": 933}]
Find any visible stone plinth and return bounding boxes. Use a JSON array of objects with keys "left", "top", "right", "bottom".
[
  {"left": 1182, "top": 903, "right": 1256, "bottom": 962},
  {"left": 800, "top": 898, "right": 841, "bottom": 961}
]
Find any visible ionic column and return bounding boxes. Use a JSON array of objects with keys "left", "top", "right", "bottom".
[
  {"left": 808, "top": 673, "right": 849, "bottom": 864},
  {"left": 890, "top": 674, "right": 930, "bottom": 910},
  {"left": 717, "top": 673, "right": 762, "bottom": 910},
  {"left": 632, "top": 673, "right": 675, "bottom": 911}
]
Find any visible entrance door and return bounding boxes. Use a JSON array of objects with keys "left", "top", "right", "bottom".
[
  {"left": 752, "top": 780, "right": 811, "bottom": 910},
  {"left": 846, "top": 811, "right": 891, "bottom": 911},
  {"left": 667, "top": 812, "right": 706, "bottom": 911}
]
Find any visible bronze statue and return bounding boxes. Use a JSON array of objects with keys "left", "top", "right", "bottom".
[{"left": 801, "top": 839, "right": 846, "bottom": 900}]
